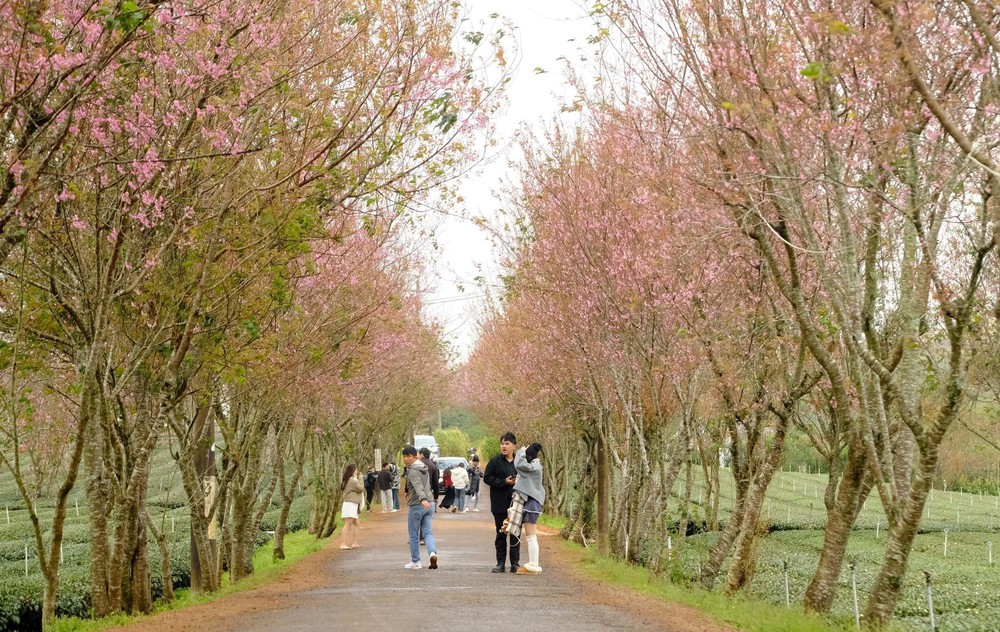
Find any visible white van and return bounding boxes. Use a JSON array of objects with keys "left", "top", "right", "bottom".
[{"left": 413, "top": 434, "right": 440, "bottom": 460}]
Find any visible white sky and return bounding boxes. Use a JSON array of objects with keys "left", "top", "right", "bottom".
[{"left": 422, "top": 0, "right": 596, "bottom": 362}]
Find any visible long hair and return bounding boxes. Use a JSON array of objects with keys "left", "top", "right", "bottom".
[{"left": 341, "top": 464, "right": 357, "bottom": 491}]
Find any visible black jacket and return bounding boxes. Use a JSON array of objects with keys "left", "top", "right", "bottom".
[
  {"left": 484, "top": 454, "right": 517, "bottom": 515},
  {"left": 420, "top": 456, "right": 440, "bottom": 499},
  {"left": 377, "top": 469, "right": 392, "bottom": 491}
]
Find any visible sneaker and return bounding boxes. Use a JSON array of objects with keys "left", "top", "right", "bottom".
[
  {"left": 517, "top": 564, "right": 542, "bottom": 575},
  {"left": 404, "top": 561, "right": 421, "bottom": 570},
  {"left": 390, "top": 509, "right": 399, "bottom": 513},
  {"left": 473, "top": 508, "right": 480, "bottom": 512},
  {"left": 429, "top": 553, "right": 438, "bottom": 570},
  {"left": 462, "top": 509, "right": 468, "bottom": 513},
  {"left": 340, "top": 545, "right": 352, "bottom": 550},
  {"left": 491, "top": 564, "right": 505, "bottom": 573},
  {"left": 509, "top": 563, "right": 520, "bottom": 573}
]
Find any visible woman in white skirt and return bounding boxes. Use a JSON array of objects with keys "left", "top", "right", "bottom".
[{"left": 340, "top": 464, "right": 364, "bottom": 550}]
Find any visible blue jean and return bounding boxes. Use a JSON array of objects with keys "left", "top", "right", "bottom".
[
  {"left": 408, "top": 504, "right": 436, "bottom": 562},
  {"left": 455, "top": 488, "right": 467, "bottom": 512},
  {"left": 392, "top": 488, "right": 400, "bottom": 510}
]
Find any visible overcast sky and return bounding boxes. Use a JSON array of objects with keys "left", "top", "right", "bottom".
[{"left": 421, "top": 1, "right": 596, "bottom": 362}]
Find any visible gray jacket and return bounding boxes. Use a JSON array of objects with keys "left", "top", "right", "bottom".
[
  {"left": 405, "top": 459, "right": 433, "bottom": 506},
  {"left": 513, "top": 448, "right": 545, "bottom": 505}
]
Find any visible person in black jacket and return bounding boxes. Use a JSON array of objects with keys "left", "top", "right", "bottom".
[
  {"left": 418, "top": 447, "right": 440, "bottom": 543},
  {"left": 484, "top": 431, "right": 519, "bottom": 573},
  {"left": 377, "top": 462, "right": 394, "bottom": 513},
  {"left": 363, "top": 467, "right": 377, "bottom": 511}
]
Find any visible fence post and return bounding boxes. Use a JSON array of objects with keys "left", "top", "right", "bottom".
[
  {"left": 924, "top": 570, "right": 936, "bottom": 632},
  {"left": 783, "top": 560, "right": 790, "bottom": 607},
  {"left": 943, "top": 529, "right": 950, "bottom": 557},
  {"left": 850, "top": 562, "right": 860, "bottom": 629}
]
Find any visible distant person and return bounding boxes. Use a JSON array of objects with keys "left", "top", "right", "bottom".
[
  {"left": 452, "top": 461, "right": 470, "bottom": 513},
  {"left": 364, "top": 467, "right": 377, "bottom": 511},
  {"left": 439, "top": 467, "right": 455, "bottom": 510},
  {"left": 377, "top": 462, "right": 393, "bottom": 513},
  {"left": 340, "top": 464, "right": 364, "bottom": 550},
  {"left": 468, "top": 455, "right": 483, "bottom": 512},
  {"left": 419, "top": 447, "right": 440, "bottom": 504},
  {"left": 402, "top": 445, "right": 438, "bottom": 570},
  {"left": 390, "top": 463, "right": 401, "bottom": 511},
  {"left": 418, "top": 447, "right": 439, "bottom": 543},
  {"left": 513, "top": 442, "right": 545, "bottom": 574},
  {"left": 484, "top": 432, "right": 520, "bottom": 573}
]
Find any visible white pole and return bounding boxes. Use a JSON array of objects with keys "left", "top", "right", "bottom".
[
  {"left": 944, "top": 529, "right": 949, "bottom": 557},
  {"left": 25, "top": 545, "right": 28, "bottom": 576},
  {"left": 75, "top": 498, "right": 79, "bottom": 517},
  {"left": 60, "top": 543, "right": 63, "bottom": 565},
  {"left": 876, "top": 519, "right": 880, "bottom": 539},
  {"left": 851, "top": 563, "right": 860, "bottom": 629},
  {"left": 171, "top": 515, "right": 175, "bottom": 532}
]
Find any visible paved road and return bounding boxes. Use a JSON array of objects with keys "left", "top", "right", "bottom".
[
  {"left": 112, "top": 505, "right": 734, "bottom": 632},
  {"left": 224, "top": 507, "right": 669, "bottom": 632}
]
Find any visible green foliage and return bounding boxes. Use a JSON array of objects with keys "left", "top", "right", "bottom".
[
  {"left": 665, "top": 470, "right": 1000, "bottom": 630},
  {"left": 0, "top": 450, "right": 314, "bottom": 630},
  {"left": 435, "top": 427, "right": 471, "bottom": 457},
  {"left": 440, "top": 407, "right": 490, "bottom": 442},
  {"left": 568, "top": 540, "right": 855, "bottom": 632}
]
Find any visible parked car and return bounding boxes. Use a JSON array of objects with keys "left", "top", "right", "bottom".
[
  {"left": 413, "top": 434, "right": 440, "bottom": 460},
  {"left": 435, "top": 456, "right": 469, "bottom": 490}
]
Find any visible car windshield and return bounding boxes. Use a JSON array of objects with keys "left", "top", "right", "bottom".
[{"left": 436, "top": 457, "right": 468, "bottom": 472}]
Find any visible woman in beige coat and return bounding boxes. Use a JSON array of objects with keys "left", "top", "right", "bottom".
[{"left": 340, "top": 464, "right": 364, "bottom": 549}]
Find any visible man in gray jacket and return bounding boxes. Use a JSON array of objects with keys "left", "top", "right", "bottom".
[{"left": 402, "top": 445, "right": 438, "bottom": 570}]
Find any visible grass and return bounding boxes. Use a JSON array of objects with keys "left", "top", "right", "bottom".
[
  {"left": 564, "top": 539, "right": 871, "bottom": 632},
  {"left": 49, "top": 530, "right": 330, "bottom": 632}
]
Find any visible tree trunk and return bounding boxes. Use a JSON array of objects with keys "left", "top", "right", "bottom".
[
  {"left": 596, "top": 423, "right": 610, "bottom": 556},
  {"left": 804, "top": 448, "right": 869, "bottom": 612},
  {"left": 863, "top": 447, "right": 937, "bottom": 626}
]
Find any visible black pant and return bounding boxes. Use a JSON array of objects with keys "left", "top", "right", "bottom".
[
  {"left": 493, "top": 512, "right": 520, "bottom": 567},
  {"left": 365, "top": 488, "right": 374, "bottom": 510}
]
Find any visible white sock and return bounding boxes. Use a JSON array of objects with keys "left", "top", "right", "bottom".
[{"left": 527, "top": 535, "right": 539, "bottom": 567}]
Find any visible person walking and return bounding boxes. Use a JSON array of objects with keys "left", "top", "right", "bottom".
[
  {"left": 484, "top": 432, "right": 520, "bottom": 573},
  {"left": 340, "top": 464, "right": 364, "bottom": 550},
  {"left": 390, "top": 463, "right": 401, "bottom": 511},
  {"left": 514, "top": 442, "right": 545, "bottom": 574},
  {"left": 451, "top": 461, "right": 470, "bottom": 513},
  {"left": 402, "top": 445, "right": 439, "bottom": 570},
  {"left": 363, "top": 467, "right": 377, "bottom": 511},
  {"left": 417, "top": 447, "right": 439, "bottom": 544},
  {"left": 377, "top": 462, "right": 393, "bottom": 513},
  {"left": 468, "top": 455, "right": 483, "bottom": 512}
]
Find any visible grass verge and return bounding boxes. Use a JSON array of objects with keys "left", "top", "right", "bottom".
[
  {"left": 558, "top": 533, "right": 899, "bottom": 632},
  {"left": 50, "top": 530, "right": 329, "bottom": 632}
]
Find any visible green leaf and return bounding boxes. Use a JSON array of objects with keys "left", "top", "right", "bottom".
[{"left": 800, "top": 62, "right": 823, "bottom": 79}]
